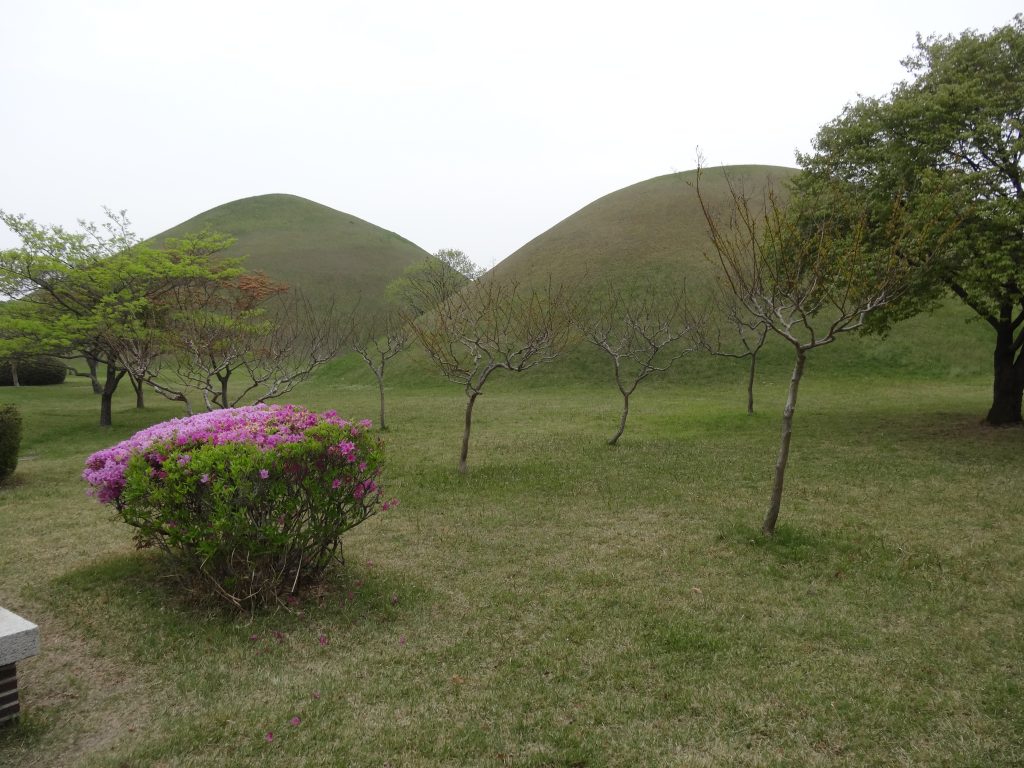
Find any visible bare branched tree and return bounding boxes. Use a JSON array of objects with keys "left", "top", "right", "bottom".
[
  {"left": 581, "top": 280, "right": 699, "bottom": 445},
  {"left": 100, "top": 304, "right": 182, "bottom": 410},
  {"left": 409, "top": 276, "right": 575, "bottom": 473},
  {"left": 697, "top": 292, "right": 768, "bottom": 415},
  {"left": 235, "top": 292, "right": 339, "bottom": 405},
  {"left": 343, "top": 308, "right": 408, "bottom": 431},
  {"left": 696, "top": 165, "right": 939, "bottom": 536},
  {"left": 180, "top": 290, "right": 338, "bottom": 410},
  {"left": 118, "top": 274, "right": 339, "bottom": 412}
]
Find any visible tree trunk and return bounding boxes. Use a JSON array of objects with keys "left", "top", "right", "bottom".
[
  {"left": 130, "top": 374, "right": 145, "bottom": 409},
  {"left": 100, "top": 365, "right": 125, "bottom": 428},
  {"left": 100, "top": 391, "right": 113, "bottom": 427},
  {"left": 375, "top": 368, "right": 387, "bottom": 431},
  {"left": 609, "top": 392, "right": 629, "bottom": 445},
  {"left": 985, "top": 322, "right": 1023, "bottom": 425},
  {"left": 86, "top": 355, "right": 102, "bottom": 394},
  {"left": 9, "top": 361, "right": 19, "bottom": 388},
  {"left": 747, "top": 353, "right": 757, "bottom": 415},
  {"left": 458, "top": 392, "right": 479, "bottom": 474},
  {"left": 763, "top": 350, "right": 806, "bottom": 536},
  {"left": 217, "top": 373, "right": 230, "bottom": 409}
]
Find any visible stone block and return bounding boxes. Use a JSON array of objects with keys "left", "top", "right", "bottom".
[
  {"left": 0, "top": 608, "right": 39, "bottom": 726},
  {"left": 0, "top": 609, "right": 38, "bottom": 667}
]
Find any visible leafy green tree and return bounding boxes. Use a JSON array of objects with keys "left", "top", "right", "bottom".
[
  {"left": 386, "top": 248, "right": 480, "bottom": 315},
  {"left": 0, "top": 211, "right": 238, "bottom": 426},
  {"left": 797, "top": 15, "right": 1024, "bottom": 424}
]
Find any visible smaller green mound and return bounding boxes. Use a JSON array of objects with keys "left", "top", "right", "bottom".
[{"left": 150, "top": 194, "right": 432, "bottom": 313}]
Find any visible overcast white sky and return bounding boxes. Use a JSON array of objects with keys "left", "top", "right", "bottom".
[{"left": 1, "top": 1, "right": 1019, "bottom": 266}]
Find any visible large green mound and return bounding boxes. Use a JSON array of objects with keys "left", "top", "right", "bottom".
[
  {"left": 471, "top": 164, "right": 990, "bottom": 385},
  {"left": 151, "top": 194, "right": 431, "bottom": 310},
  {"left": 492, "top": 165, "right": 797, "bottom": 291}
]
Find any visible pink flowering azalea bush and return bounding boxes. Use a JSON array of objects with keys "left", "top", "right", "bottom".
[{"left": 83, "top": 404, "right": 393, "bottom": 608}]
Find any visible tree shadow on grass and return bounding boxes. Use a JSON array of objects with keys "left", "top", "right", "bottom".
[{"left": 815, "top": 406, "right": 1020, "bottom": 450}]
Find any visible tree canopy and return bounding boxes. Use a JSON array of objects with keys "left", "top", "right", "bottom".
[
  {"left": 797, "top": 15, "right": 1024, "bottom": 424},
  {"left": 0, "top": 210, "right": 240, "bottom": 425},
  {"left": 385, "top": 248, "right": 479, "bottom": 316}
]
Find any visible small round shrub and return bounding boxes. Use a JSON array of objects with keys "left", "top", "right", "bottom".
[
  {"left": 0, "top": 404, "right": 21, "bottom": 483},
  {"left": 83, "top": 404, "right": 395, "bottom": 609},
  {"left": 0, "top": 356, "right": 67, "bottom": 386}
]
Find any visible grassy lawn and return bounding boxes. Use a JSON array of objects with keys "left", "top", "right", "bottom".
[{"left": 0, "top": 365, "right": 1021, "bottom": 766}]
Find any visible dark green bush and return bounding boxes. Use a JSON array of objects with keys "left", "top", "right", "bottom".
[
  {"left": 0, "top": 404, "right": 22, "bottom": 483},
  {"left": 0, "top": 356, "right": 68, "bottom": 386}
]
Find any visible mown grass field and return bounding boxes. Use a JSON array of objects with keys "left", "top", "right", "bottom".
[{"left": 0, "top": 334, "right": 1022, "bottom": 766}]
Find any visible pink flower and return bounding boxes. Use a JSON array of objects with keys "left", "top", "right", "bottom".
[
  {"left": 318, "top": 634, "right": 329, "bottom": 647},
  {"left": 398, "top": 635, "right": 406, "bottom": 645},
  {"left": 259, "top": 469, "right": 270, "bottom": 479},
  {"left": 290, "top": 716, "right": 301, "bottom": 727},
  {"left": 177, "top": 454, "right": 191, "bottom": 466},
  {"left": 200, "top": 473, "right": 210, "bottom": 484},
  {"left": 331, "top": 478, "right": 342, "bottom": 490},
  {"left": 265, "top": 732, "right": 274, "bottom": 742}
]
